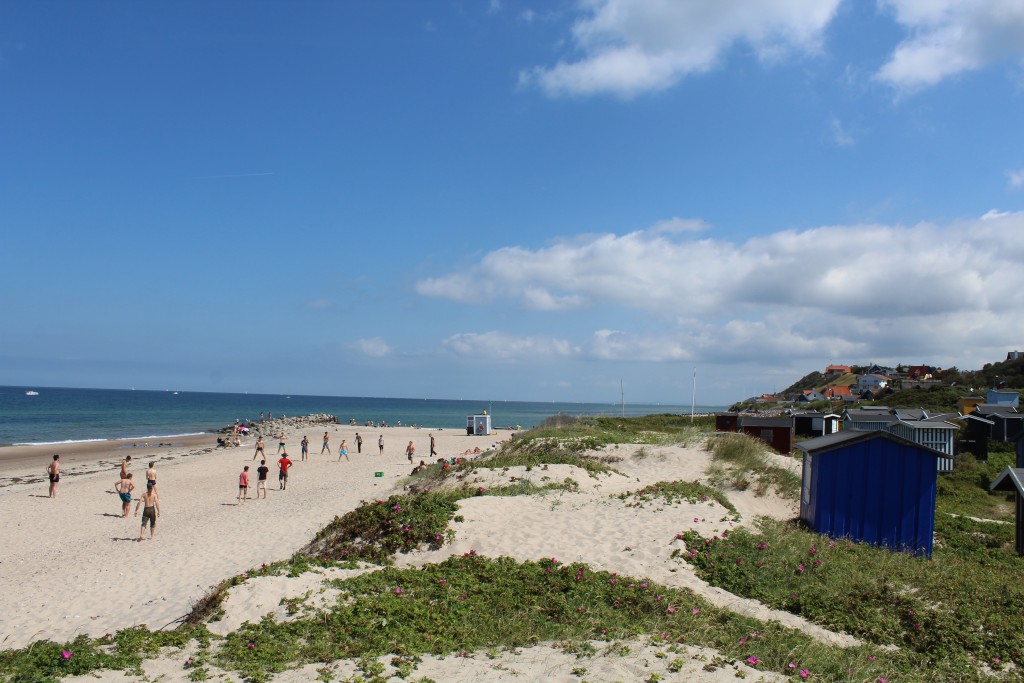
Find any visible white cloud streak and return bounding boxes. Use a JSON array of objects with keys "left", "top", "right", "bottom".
[
  {"left": 876, "top": 0, "right": 1024, "bottom": 90},
  {"left": 1008, "top": 168, "right": 1024, "bottom": 189},
  {"left": 418, "top": 212, "right": 1024, "bottom": 366},
  {"left": 520, "top": 0, "right": 841, "bottom": 98},
  {"left": 353, "top": 337, "right": 392, "bottom": 358},
  {"left": 442, "top": 331, "right": 575, "bottom": 360}
]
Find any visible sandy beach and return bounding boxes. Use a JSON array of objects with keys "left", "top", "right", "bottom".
[{"left": 0, "top": 424, "right": 853, "bottom": 681}]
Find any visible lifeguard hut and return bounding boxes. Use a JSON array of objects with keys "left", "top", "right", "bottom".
[{"left": 467, "top": 412, "right": 492, "bottom": 436}]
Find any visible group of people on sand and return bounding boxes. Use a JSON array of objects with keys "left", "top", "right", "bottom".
[
  {"left": 237, "top": 451, "right": 292, "bottom": 504},
  {"left": 114, "top": 455, "right": 160, "bottom": 541}
]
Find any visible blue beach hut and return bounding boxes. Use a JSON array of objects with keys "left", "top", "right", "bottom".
[{"left": 797, "top": 430, "right": 940, "bottom": 557}]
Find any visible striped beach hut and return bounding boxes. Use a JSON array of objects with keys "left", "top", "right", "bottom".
[{"left": 798, "top": 430, "right": 939, "bottom": 557}]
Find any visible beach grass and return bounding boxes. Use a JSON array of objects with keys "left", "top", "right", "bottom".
[{"left": 705, "top": 432, "right": 801, "bottom": 499}]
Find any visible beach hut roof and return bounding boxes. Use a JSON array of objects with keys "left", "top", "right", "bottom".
[
  {"left": 797, "top": 429, "right": 943, "bottom": 458},
  {"left": 990, "top": 467, "right": 1024, "bottom": 495}
]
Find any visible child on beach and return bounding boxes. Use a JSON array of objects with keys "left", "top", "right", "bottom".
[
  {"left": 46, "top": 454, "right": 60, "bottom": 498},
  {"left": 238, "top": 465, "right": 250, "bottom": 503},
  {"left": 278, "top": 453, "right": 292, "bottom": 490},
  {"left": 256, "top": 460, "right": 269, "bottom": 499},
  {"left": 135, "top": 487, "right": 160, "bottom": 541},
  {"left": 115, "top": 472, "right": 134, "bottom": 517}
]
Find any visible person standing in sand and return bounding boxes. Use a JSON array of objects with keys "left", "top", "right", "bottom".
[
  {"left": 120, "top": 455, "right": 132, "bottom": 480},
  {"left": 46, "top": 454, "right": 60, "bottom": 498},
  {"left": 321, "top": 431, "right": 331, "bottom": 455},
  {"left": 276, "top": 432, "right": 286, "bottom": 455},
  {"left": 115, "top": 473, "right": 134, "bottom": 517},
  {"left": 337, "top": 439, "right": 349, "bottom": 462},
  {"left": 135, "top": 487, "right": 160, "bottom": 541},
  {"left": 278, "top": 453, "right": 292, "bottom": 490},
  {"left": 429, "top": 433, "right": 437, "bottom": 457},
  {"left": 238, "top": 465, "right": 250, "bottom": 503},
  {"left": 300, "top": 435, "right": 309, "bottom": 461},
  {"left": 256, "top": 459, "right": 269, "bottom": 499},
  {"left": 355, "top": 432, "right": 363, "bottom": 454},
  {"left": 145, "top": 462, "right": 157, "bottom": 494},
  {"left": 378, "top": 434, "right": 384, "bottom": 455},
  {"left": 253, "top": 436, "right": 265, "bottom": 461},
  {"left": 405, "top": 440, "right": 416, "bottom": 464}
]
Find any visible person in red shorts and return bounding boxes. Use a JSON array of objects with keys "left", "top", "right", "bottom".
[{"left": 278, "top": 453, "right": 293, "bottom": 490}]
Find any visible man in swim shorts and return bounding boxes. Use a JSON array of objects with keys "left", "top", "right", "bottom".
[
  {"left": 256, "top": 459, "right": 269, "bottom": 499},
  {"left": 115, "top": 472, "right": 135, "bottom": 517},
  {"left": 321, "top": 431, "right": 331, "bottom": 455},
  {"left": 253, "top": 436, "right": 265, "bottom": 461},
  {"left": 338, "top": 439, "right": 349, "bottom": 462},
  {"left": 120, "top": 455, "right": 132, "bottom": 480},
  {"left": 145, "top": 462, "right": 157, "bottom": 493},
  {"left": 135, "top": 486, "right": 160, "bottom": 541},
  {"left": 300, "top": 435, "right": 309, "bottom": 461},
  {"left": 355, "top": 432, "right": 363, "bottom": 453},
  {"left": 277, "top": 432, "right": 286, "bottom": 455},
  {"left": 238, "top": 465, "right": 250, "bottom": 504},
  {"left": 278, "top": 453, "right": 292, "bottom": 490},
  {"left": 47, "top": 454, "right": 60, "bottom": 498}
]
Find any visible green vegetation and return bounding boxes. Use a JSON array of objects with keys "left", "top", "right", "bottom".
[
  {"left": 617, "top": 480, "right": 738, "bottom": 519},
  {"left": 705, "top": 433, "right": 801, "bottom": 498}
]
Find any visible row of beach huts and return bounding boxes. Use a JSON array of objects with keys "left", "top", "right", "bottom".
[{"left": 714, "top": 388, "right": 1024, "bottom": 558}]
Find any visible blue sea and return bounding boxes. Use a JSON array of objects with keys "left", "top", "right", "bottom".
[{"left": 0, "top": 386, "right": 724, "bottom": 447}]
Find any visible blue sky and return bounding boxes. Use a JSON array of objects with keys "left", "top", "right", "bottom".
[{"left": 3, "top": 0, "right": 1024, "bottom": 406}]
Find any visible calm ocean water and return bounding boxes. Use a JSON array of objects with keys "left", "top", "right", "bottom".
[{"left": 0, "top": 386, "right": 724, "bottom": 447}]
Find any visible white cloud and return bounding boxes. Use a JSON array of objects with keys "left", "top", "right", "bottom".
[
  {"left": 830, "top": 117, "right": 854, "bottom": 146},
  {"left": 877, "top": 0, "right": 1024, "bottom": 90},
  {"left": 353, "top": 337, "right": 392, "bottom": 357},
  {"left": 1008, "top": 169, "right": 1024, "bottom": 189},
  {"left": 417, "top": 211, "right": 1024, "bottom": 368},
  {"left": 520, "top": 0, "right": 841, "bottom": 98},
  {"left": 442, "top": 331, "right": 575, "bottom": 360}
]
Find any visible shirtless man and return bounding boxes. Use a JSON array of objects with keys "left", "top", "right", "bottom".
[
  {"left": 135, "top": 487, "right": 160, "bottom": 541},
  {"left": 145, "top": 462, "right": 157, "bottom": 494},
  {"left": 378, "top": 434, "right": 384, "bottom": 455},
  {"left": 276, "top": 432, "right": 286, "bottom": 455},
  {"left": 46, "top": 454, "right": 60, "bottom": 498},
  {"left": 253, "top": 436, "right": 265, "bottom": 461},
  {"left": 300, "top": 435, "right": 309, "bottom": 461},
  {"left": 115, "top": 473, "right": 135, "bottom": 517},
  {"left": 355, "top": 432, "right": 363, "bottom": 454},
  {"left": 120, "top": 455, "right": 132, "bottom": 480},
  {"left": 429, "top": 433, "right": 437, "bottom": 457},
  {"left": 338, "top": 439, "right": 349, "bottom": 462},
  {"left": 321, "top": 431, "right": 331, "bottom": 455},
  {"left": 405, "top": 440, "right": 416, "bottom": 464}
]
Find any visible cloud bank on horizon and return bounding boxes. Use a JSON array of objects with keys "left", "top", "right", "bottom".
[{"left": 416, "top": 210, "right": 1024, "bottom": 372}]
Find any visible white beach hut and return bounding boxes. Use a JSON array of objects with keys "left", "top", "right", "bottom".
[{"left": 467, "top": 413, "right": 492, "bottom": 436}]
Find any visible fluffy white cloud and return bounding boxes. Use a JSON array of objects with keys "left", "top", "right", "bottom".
[
  {"left": 877, "top": 0, "right": 1024, "bottom": 90},
  {"left": 353, "top": 337, "right": 392, "bottom": 357},
  {"left": 442, "top": 331, "right": 576, "bottom": 360},
  {"left": 521, "top": 0, "right": 841, "bottom": 97},
  {"left": 418, "top": 211, "right": 1024, "bottom": 368},
  {"left": 1009, "top": 169, "right": 1024, "bottom": 189}
]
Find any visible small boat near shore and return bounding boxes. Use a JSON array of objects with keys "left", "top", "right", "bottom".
[{"left": 25, "top": 390, "right": 39, "bottom": 396}]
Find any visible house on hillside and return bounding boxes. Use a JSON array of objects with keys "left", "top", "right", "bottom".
[
  {"left": 1007, "top": 351, "right": 1024, "bottom": 361},
  {"left": 866, "top": 364, "right": 896, "bottom": 376},
  {"left": 798, "top": 431, "right": 939, "bottom": 557},
  {"left": 824, "top": 365, "right": 852, "bottom": 377},
  {"left": 799, "top": 389, "right": 825, "bottom": 403},
  {"left": 825, "top": 384, "right": 851, "bottom": 399},
  {"left": 987, "top": 389, "right": 1020, "bottom": 408},
  {"left": 907, "top": 365, "right": 939, "bottom": 380},
  {"left": 856, "top": 374, "right": 891, "bottom": 394}
]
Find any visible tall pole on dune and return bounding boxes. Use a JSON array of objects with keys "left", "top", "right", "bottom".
[
  {"left": 620, "top": 379, "right": 624, "bottom": 417},
  {"left": 690, "top": 366, "right": 697, "bottom": 423}
]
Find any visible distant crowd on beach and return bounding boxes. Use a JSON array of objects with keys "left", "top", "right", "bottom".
[{"left": 44, "top": 418, "right": 507, "bottom": 544}]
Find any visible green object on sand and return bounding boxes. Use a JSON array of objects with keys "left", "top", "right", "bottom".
[{"left": 374, "top": 471, "right": 384, "bottom": 478}]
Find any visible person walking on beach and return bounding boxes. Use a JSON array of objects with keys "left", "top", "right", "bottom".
[
  {"left": 238, "top": 465, "right": 250, "bottom": 504},
  {"left": 300, "top": 435, "right": 309, "bottom": 461},
  {"left": 46, "top": 454, "right": 60, "bottom": 498},
  {"left": 429, "top": 433, "right": 437, "bottom": 457},
  {"left": 253, "top": 436, "right": 265, "bottom": 461},
  {"left": 338, "top": 439, "right": 349, "bottom": 462},
  {"left": 115, "top": 473, "right": 134, "bottom": 517},
  {"left": 378, "top": 434, "right": 384, "bottom": 455},
  {"left": 135, "top": 487, "right": 160, "bottom": 541},
  {"left": 405, "top": 440, "right": 416, "bottom": 464},
  {"left": 278, "top": 453, "right": 292, "bottom": 490},
  {"left": 321, "top": 431, "right": 331, "bottom": 455},
  {"left": 120, "top": 455, "right": 132, "bottom": 480},
  {"left": 276, "top": 432, "right": 286, "bottom": 455},
  {"left": 145, "top": 462, "right": 157, "bottom": 494},
  {"left": 256, "top": 460, "right": 269, "bottom": 499},
  {"left": 355, "top": 432, "right": 363, "bottom": 454}
]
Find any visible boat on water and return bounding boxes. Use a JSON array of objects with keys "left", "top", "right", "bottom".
[{"left": 25, "top": 390, "right": 39, "bottom": 396}]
